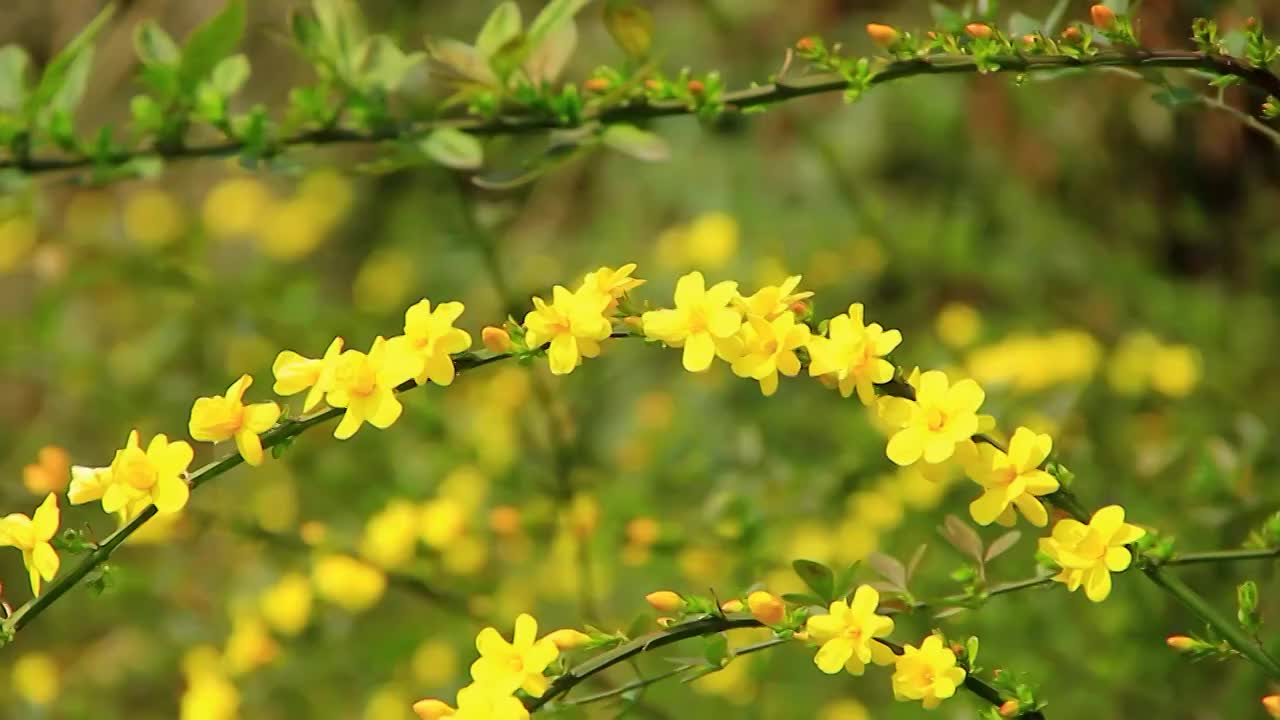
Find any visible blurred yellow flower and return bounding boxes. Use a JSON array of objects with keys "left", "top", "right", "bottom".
[
  {"left": 202, "top": 177, "right": 272, "bottom": 239},
  {"left": 685, "top": 212, "right": 738, "bottom": 269},
  {"left": 326, "top": 336, "right": 420, "bottom": 439},
  {"left": 808, "top": 304, "right": 902, "bottom": 405},
  {"left": 364, "top": 685, "right": 411, "bottom": 720},
  {"left": 891, "top": 634, "right": 966, "bottom": 709},
  {"left": 259, "top": 198, "right": 326, "bottom": 261},
  {"left": 1150, "top": 343, "right": 1200, "bottom": 398},
  {"left": 223, "top": 612, "right": 279, "bottom": 676},
  {"left": 442, "top": 535, "right": 488, "bottom": 576},
  {"left": 968, "top": 428, "right": 1059, "bottom": 527},
  {"left": 1039, "top": 505, "right": 1145, "bottom": 602},
  {"left": 415, "top": 683, "right": 530, "bottom": 720},
  {"left": 103, "top": 430, "right": 194, "bottom": 515},
  {"left": 936, "top": 302, "right": 981, "bottom": 348},
  {"left": 189, "top": 374, "right": 281, "bottom": 466},
  {"left": 0, "top": 493, "right": 60, "bottom": 595},
  {"left": 259, "top": 572, "right": 313, "bottom": 636},
  {"left": 273, "top": 337, "right": 345, "bottom": 413},
  {"left": 421, "top": 498, "right": 468, "bottom": 549},
  {"left": 124, "top": 188, "right": 186, "bottom": 249},
  {"left": 354, "top": 249, "right": 415, "bottom": 315},
  {"left": 523, "top": 285, "right": 613, "bottom": 375},
  {"left": 471, "top": 613, "right": 559, "bottom": 697},
  {"left": 390, "top": 299, "right": 474, "bottom": 386},
  {"left": 642, "top": 271, "right": 742, "bottom": 372},
  {"left": 297, "top": 169, "right": 354, "bottom": 230},
  {"left": 23, "top": 445, "right": 70, "bottom": 495},
  {"left": 0, "top": 214, "right": 37, "bottom": 271},
  {"left": 728, "top": 312, "right": 810, "bottom": 396},
  {"left": 180, "top": 671, "right": 239, "bottom": 720},
  {"left": 12, "top": 652, "right": 58, "bottom": 705},
  {"left": 312, "top": 554, "right": 387, "bottom": 612},
  {"left": 881, "top": 371, "right": 985, "bottom": 466},
  {"left": 818, "top": 698, "right": 870, "bottom": 720},
  {"left": 412, "top": 640, "right": 458, "bottom": 686},
  {"left": 360, "top": 499, "right": 420, "bottom": 569},
  {"left": 968, "top": 330, "right": 1101, "bottom": 392},
  {"left": 805, "top": 586, "right": 896, "bottom": 675}
]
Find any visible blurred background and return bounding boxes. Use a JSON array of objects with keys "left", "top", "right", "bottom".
[{"left": 2, "top": 0, "right": 1280, "bottom": 718}]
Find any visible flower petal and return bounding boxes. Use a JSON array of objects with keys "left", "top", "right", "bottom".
[{"left": 814, "top": 637, "right": 854, "bottom": 674}]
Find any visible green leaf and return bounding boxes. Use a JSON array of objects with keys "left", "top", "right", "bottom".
[
  {"left": 702, "top": 633, "right": 730, "bottom": 668},
  {"left": 134, "top": 21, "right": 181, "bottom": 67},
  {"left": 0, "top": 46, "right": 30, "bottom": 112},
  {"left": 180, "top": 0, "right": 247, "bottom": 90},
  {"left": 1152, "top": 86, "right": 1200, "bottom": 109},
  {"left": 524, "top": 21, "right": 577, "bottom": 85},
  {"left": 421, "top": 128, "right": 484, "bottom": 170},
  {"left": 832, "top": 561, "right": 860, "bottom": 600},
  {"left": 30, "top": 4, "right": 114, "bottom": 117},
  {"left": 604, "top": 0, "right": 654, "bottom": 59},
  {"left": 360, "top": 36, "right": 425, "bottom": 92},
  {"left": 602, "top": 123, "right": 670, "bottom": 162},
  {"left": 50, "top": 46, "right": 95, "bottom": 113},
  {"left": 779, "top": 592, "right": 825, "bottom": 607},
  {"left": 527, "top": 0, "right": 592, "bottom": 53},
  {"left": 866, "top": 552, "right": 907, "bottom": 590},
  {"left": 792, "top": 559, "right": 835, "bottom": 602},
  {"left": 476, "top": 2, "right": 523, "bottom": 57},
  {"left": 209, "top": 54, "right": 251, "bottom": 96},
  {"left": 427, "top": 37, "right": 499, "bottom": 86}
]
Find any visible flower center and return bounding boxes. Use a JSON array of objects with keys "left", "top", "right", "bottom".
[
  {"left": 508, "top": 655, "right": 525, "bottom": 673},
  {"left": 118, "top": 451, "right": 157, "bottom": 490},
  {"left": 926, "top": 407, "right": 948, "bottom": 432},
  {"left": 996, "top": 466, "right": 1018, "bottom": 487},
  {"left": 687, "top": 308, "right": 707, "bottom": 334}
]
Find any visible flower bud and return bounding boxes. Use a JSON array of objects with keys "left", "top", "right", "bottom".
[
  {"left": 546, "top": 628, "right": 592, "bottom": 650},
  {"left": 1166, "top": 635, "right": 1197, "bottom": 651},
  {"left": 795, "top": 36, "right": 817, "bottom": 52},
  {"left": 720, "top": 598, "right": 744, "bottom": 613},
  {"left": 644, "top": 79, "right": 663, "bottom": 92},
  {"left": 792, "top": 630, "right": 810, "bottom": 641},
  {"left": 1264, "top": 696, "right": 1280, "bottom": 718},
  {"left": 645, "top": 590, "right": 684, "bottom": 613},
  {"left": 747, "top": 591, "right": 785, "bottom": 625},
  {"left": 965, "top": 23, "right": 993, "bottom": 39},
  {"left": 583, "top": 77, "right": 611, "bottom": 93},
  {"left": 865, "top": 23, "right": 899, "bottom": 47},
  {"left": 655, "top": 616, "right": 676, "bottom": 627},
  {"left": 1090, "top": 4, "right": 1116, "bottom": 30},
  {"left": 1021, "top": 34, "right": 1038, "bottom": 46},
  {"left": 686, "top": 79, "right": 705, "bottom": 94},
  {"left": 413, "top": 699, "right": 456, "bottom": 720},
  {"left": 1061, "top": 26, "right": 1083, "bottom": 42},
  {"left": 488, "top": 505, "right": 521, "bottom": 536},
  {"left": 998, "top": 700, "right": 1021, "bottom": 717},
  {"left": 481, "top": 326, "right": 513, "bottom": 353}
]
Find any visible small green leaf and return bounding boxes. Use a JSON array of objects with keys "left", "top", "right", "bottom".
[
  {"left": 604, "top": 0, "right": 654, "bottom": 59},
  {"left": 180, "top": 0, "right": 247, "bottom": 90},
  {"left": 360, "top": 36, "right": 425, "bottom": 92},
  {"left": 527, "top": 0, "right": 591, "bottom": 53},
  {"left": 867, "top": 552, "right": 907, "bottom": 590},
  {"left": 50, "top": 47, "right": 95, "bottom": 113},
  {"left": 792, "top": 559, "right": 835, "bottom": 602},
  {"left": 1152, "top": 86, "right": 1200, "bottom": 109},
  {"left": 421, "top": 128, "right": 484, "bottom": 170},
  {"left": 832, "top": 561, "right": 860, "bottom": 599},
  {"left": 30, "top": 4, "right": 114, "bottom": 116},
  {"left": 602, "top": 123, "right": 670, "bottom": 162},
  {"left": 427, "top": 37, "right": 499, "bottom": 86},
  {"left": 524, "top": 21, "right": 576, "bottom": 85},
  {"left": 476, "top": 2, "right": 523, "bottom": 57},
  {"left": 209, "top": 54, "right": 251, "bottom": 96},
  {"left": 0, "top": 46, "right": 30, "bottom": 112},
  {"left": 702, "top": 633, "right": 730, "bottom": 668},
  {"left": 134, "top": 21, "right": 181, "bottom": 67},
  {"left": 780, "top": 592, "right": 825, "bottom": 607}
]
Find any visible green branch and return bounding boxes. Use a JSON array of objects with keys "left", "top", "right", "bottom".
[
  {"left": 1163, "top": 546, "right": 1280, "bottom": 566},
  {"left": 4, "top": 50, "right": 1276, "bottom": 177}
]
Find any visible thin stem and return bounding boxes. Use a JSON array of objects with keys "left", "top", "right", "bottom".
[
  {"left": 1164, "top": 547, "right": 1280, "bottom": 566},
  {"left": 5, "top": 50, "right": 1277, "bottom": 176}
]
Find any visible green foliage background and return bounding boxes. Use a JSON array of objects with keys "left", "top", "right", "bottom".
[{"left": 1, "top": 0, "right": 1279, "bottom": 718}]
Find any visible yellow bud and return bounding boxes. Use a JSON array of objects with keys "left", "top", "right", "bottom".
[
  {"left": 1166, "top": 635, "right": 1197, "bottom": 651},
  {"left": 583, "top": 77, "right": 611, "bottom": 93},
  {"left": 792, "top": 630, "right": 810, "bottom": 641},
  {"left": 1264, "top": 696, "right": 1280, "bottom": 718},
  {"left": 488, "top": 505, "right": 522, "bottom": 536},
  {"left": 865, "top": 23, "right": 899, "bottom": 47},
  {"left": 746, "top": 591, "right": 785, "bottom": 625},
  {"left": 413, "top": 698, "right": 455, "bottom": 720},
  {"left": 546, "top": 628, "right": 592, "bottom": 650},
  {"left": 965, "top": 23, "right": 993, "bottom": 39},
  {"left": 655, "top": 616, "right": 676, "bottom": 627},
  {"left": 1090, "top": 4, "right": 1116, "bottom": 30},
  {"left": 645, "top": 590, "right": 684, "bottom": 614},
  {"left": 1061, "top": 26, "right": 1083, "bottom": 42},
  {"left": 998, "top": 700, "right": 1021, "bottom": 717},
  {"left": 719, "top": 599, "right": 744, "bottom": 613},
  {"left": 482, "top": 326, "right": 513, "bottom": 353}
]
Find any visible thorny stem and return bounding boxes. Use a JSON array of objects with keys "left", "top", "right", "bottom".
[{"left": 4, "top": 50, "right": 1278, "bottom": 176}]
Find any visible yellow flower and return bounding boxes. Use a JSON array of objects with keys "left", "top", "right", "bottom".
[
  {"left": 326, "top": 336, "right": 420, "bottom": 439},
  {"left": 737, "top": 275, "right": 813, "bottom": 319},
  {"left": 312, "top": 554, "right": 387, "bottom": 612},
  {"left": 68, "top": 465, "right": 111, "bottom": 505},
  {"left": 104, "top": 430, "right": 194, "bottom": 515},
  {"left": 523, "top": 286, "right": 613, "bottom": 375},
  {"left": 415, "top": 683, "right": 530, "bottom": 720},
  {"left": 728, "top": 312, "right": 810, "bottom": 396},
  {"left": 967, "top": 428, "right": 1060, "bottom": 527},
  {"left": 180, "top": 670, "right": 239, "bottom": 720},
  {"left": 1039, "top": 505, "right": 1145, "bottom": 602},
  {"left": 583, "top": 263, "right": 645, "bottom": 301},
  {"left": 188, "top": 374, "right": 281, "bottom": 466},
  {"left": 259, "top": 572, "right": 313, "bottom": 636},
  {"left": 641, "top": 271, "right": 742, "bottom": 372},
  {"left": 808, "top": 304, "right": 902, "bottom": 405},
  {"left": 223, "top": 611, "right": 279, "bottom": 675},
  {"left": 359, "top": 499, "right": 420, "bottom": 569},
  {"left": 0, "top": 494, "right": 60, "bottom": 595},
  {"left": 881, "top": 371, "right": 985, "bottom": 466},
  {"left": 891, "top": 634, "right": 966, "bottom": 709},
  {"left": 22, "top": 445, "right": 70, "bottom": 495},
  {"left": 389, "top": 300, "right": 473, "bottom": 386},
  {"left": 12, "top": 652, "right": 59, "bottom": 705},
  {"left": 470, "top": 613, "right": 559, "bottom": 697},
  {"left": 804, "top": 585, "right": 896, "bottom": 675},
  {"left": 935, "top": 302, "right": 981, "bottom": 348},
  {"left": 272, "top": 337, "right": 345, "bottom": 412}
]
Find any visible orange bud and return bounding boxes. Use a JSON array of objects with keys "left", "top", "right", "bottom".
[
  {"left": 413, "top": 699, "right": 456, "bottom": 720},
  {"left": 796, "top": 36, "right": 817, "bottom": 52},
  {"left": 1090, "top": 4, "right": 1116, "bottom": 30},
  {"left": 720, "top": 598, "right": 744, "bottom": 613},
  {"left": 965, "top": 23, "right": 993, "bottom": 39},
  {"left": 865, "top": 23, "right": 899, "bottom": 47},
  {"left": 1021, "top": 33, "right": 1038, "bottom": 46},
  {"left": 655, "top": 616, "right": 676, "bottom": 627},
  {"left": 1061, "top": 26, "right": 1083, "bottom": 42},
  {"left": 546, "top": 628, "right": 592, "bottom": 650},
  {"left": 747, "top": 591, "right": 785, "bottom": 625},
  {"left": 1246, "top": 17, "right": 1259, "bottom": 31},
  {"left": 644, "top": 79, "right": 663, "bottom": 91},
  {"left": 488, "top": 505, "right": 522, "bottom": 535},
  {"left": 625, "top": 516, "right": 660, "bottom": 546},
  {"left": 998, "top": 700, "right": 1021, "bottom": 717},
  {"left": 1166, "top": 635, "right": 1197, "bottom": 651},
  {"left": 686, "top": 79, "right": 705, "bottom": 94},
  {"left": 645, "top": 590, "right": 684, "bottom": 613},
  {"left": 583, "top": 77, "right": 611, "bottom": 92},
  {"left": 481, "top": 326, "right": 513, "bottom": 353},
  {"left": 926, "top": 31, "right": 939, "bottom": 40},
  {"left": 1264, "top": 696, "right": 1280, "bottom": 718},
  {"left": 789, "top": 300, "right": 809, "bottom": 315}
]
